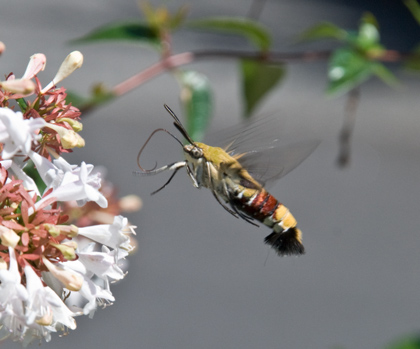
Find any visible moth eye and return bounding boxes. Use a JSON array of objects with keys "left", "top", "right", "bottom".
[{"left": 192, "top": 148, "right": 203, "bottom": 158}]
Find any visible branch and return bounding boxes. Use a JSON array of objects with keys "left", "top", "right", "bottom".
[
  {"left": 337, "top": 87, "right": 360, "bottom": 167},
  {"left": 113, "top": 52, "right": 194, "bottom": 96},
  {"left": 112, "top": 48, "right": 407, "bottom": 97},
  {"left": 112, "top": 49, "right": 332, "bottom": 97}
]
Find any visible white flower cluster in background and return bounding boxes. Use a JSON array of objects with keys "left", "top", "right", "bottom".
[{"left": 0, "top": 50, "right": 137, "bottom": 346}]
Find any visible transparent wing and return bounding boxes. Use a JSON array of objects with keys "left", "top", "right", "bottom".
[
  {"left": 206, "top": 114, "right": 319, "bottom": 187},
  {"left": 234, "top": 140, "right": 319, "bottom": 187},
  {"left": 208, "top": 114, "right": 281, "bottom": 155}
]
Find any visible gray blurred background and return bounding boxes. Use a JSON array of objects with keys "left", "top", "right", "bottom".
[{"left": 3, "top": 0, "right": 420, "bottom": 348}]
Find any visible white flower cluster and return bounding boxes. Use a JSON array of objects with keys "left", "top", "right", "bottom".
[{"left": 0, "top": 106, "right": 135, "bottom": 345}]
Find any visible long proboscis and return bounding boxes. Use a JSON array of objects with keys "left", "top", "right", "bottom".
[{"left": 137, "top": 128, "right": 183, "bottom": 173}]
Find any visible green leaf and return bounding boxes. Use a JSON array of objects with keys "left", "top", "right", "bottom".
[
  {"left": 299, "top": 22, "right": 348, "bottom": 42},
  {"left": 405, "top": 55, "right": 420, "bottom": 71},
  {"left": 66, "top": 85, "right": 116, "bottom": 112},
  {"left": 65, "top": 91, "right": 88, "bottom": 108},
  {"left": 385, "top": 335, "right": 420, "bottom": 349},
  {"left": 405, "top": 44, "right": 420, "bottom": 71},
  {"left": 23, "top": 160, "right": 46, "bottom": 195},
  {"left": 371, "top": 63, "right": 399, "bottom": 87},
  {"left": 405, "top": 0, "right": 420, "bottom": 25},
  {"left": 328, "top": 47, "right": 399, "bottom": 95},
  {"left": 240, "top": 59, "right": 285, "bottom": 117},
  {"left": 140, "top": 2, "right": 188, "bottom": 32},
  {"left": 356, "top": 12, "right": 380, "bottom": 50},
  {"left": 16, "top": 98, "right": 28, "bottom": 112},
  {"left": 178, "top": 70, "right": 212, "bottom": 142},
  {"left": 166, "top": 4, "right": 189, "bottom": 30},
  {"left": 71, "top": 20, "right": 160, "bottom": 48},
  {"left": 327, "top": 48, "right": 375, "bottom": 95},
  {"left": 188, "top": 16, "right": 271, "bottom": 51}
]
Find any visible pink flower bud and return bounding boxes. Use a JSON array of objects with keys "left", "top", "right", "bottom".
[
  {"left": 0, "top": 226, "right": 20, "bottom": 248},
  {"left": 42, "top": 257, "right": 83, "bottom": 291},
  {"left": 21, "top": 53, "right": 47, "bottom": 80},
  {"left": 118, "top": 195, "right": 143, "bottom": 212},
  {"left": 42, "top": 51, "right": 83, "bottom": 93},
  {"left": 0, "top": 256, "right": 7, "bottom": 270},
  {"left": 35, "top": 309, "right": 53, "bottom": 326},
  {"left": 1, "top": 79, "right": 36, "bottom": 95}
]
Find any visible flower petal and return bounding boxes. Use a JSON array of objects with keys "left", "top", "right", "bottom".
[{"left": 0, "top": 108, "right": 46, "bottom": 159}]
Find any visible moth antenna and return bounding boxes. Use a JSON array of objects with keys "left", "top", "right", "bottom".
[
  {"left": 163, "top": 103, "right": 182, "bottom": 124},
  {"left": 163, "top": 104, "right": 195, "bottom": 144},
  {"left": 137, "top": 128, "right": 183, "bottom": 173}
]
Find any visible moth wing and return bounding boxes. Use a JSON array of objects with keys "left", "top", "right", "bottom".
[
  {"left": 207, "top": 115, "right": 318, "bottom": 187},
  {"left": 209, "top": 114, "right": 281, "bottom": 156},
  {"left": 233, "top": 140, "right": 319, "bottom": 187}
]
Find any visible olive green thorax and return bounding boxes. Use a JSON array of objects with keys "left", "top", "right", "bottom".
[{"left": 189, "top": 142, "right": 262, "bottom": 191}]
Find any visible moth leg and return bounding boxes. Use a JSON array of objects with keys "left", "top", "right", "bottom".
[
  {"left": 222, "top": 183, "right": 259, "bottom": 227},
  {"left": 229, "top": 199, "right": 259, "bottom": 227},
  {"left": 151, "top": 166, "right": 183, "bottom": 195},
  {"left": 185, "top": 164, "right": 200, "bottom": 188},
  {"left": 142, "top": 161, "right": 187, "bottom": 196},
  {"left": 211, "top": 190, "right": 239, "bottom": 219},
  {"left": 206, "top": 162, "right": 239, "bottom": 219}
]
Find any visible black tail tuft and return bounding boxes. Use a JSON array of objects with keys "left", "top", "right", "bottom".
[{"left": 264, "top": 227, "right": 305, "bottom": 256}]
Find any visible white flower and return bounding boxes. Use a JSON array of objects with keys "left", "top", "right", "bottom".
[
  {"left": 29, "top": 152, "right": 108, "bottom": 210},
  {"left": 22, "top": 266, "right": 77, "bottom": 345},
  {"left": 54, "top": 256, "right": 115, "bottom": 317},
  {"left": 28, "top": 150, "right": 74, "bottom": 189},
  {"left": 66, "top": 272, "right": 115, "bottom": 317},
  {"left": 78, "top": 215, "right": 134, "bottom": 257},
  {"left": 0, "top": 160, "right": 12, "bottom": 170},
  {"left": 57, "top": 215, "right": 134, "bottom": 317},
  {"left": 24, "top": 266, "right": 76, "bottom": 331},
  {"left": 0, "top": 248, "right": 29, "bottom": 343},
  {"left": 9, "top": 161, "right": 40, "bottom": 196},
  {"left": 0, "top": 249, "right": 78, "bottom": 346},
  {"left": 0, "top": 108, "right": 46, "bottom": 159},
  {"left": 77, "top": 244, "right": 125, "bottom": 281},
  {"left": 0, "top": 52, "right": 137, "bottom": 347}
]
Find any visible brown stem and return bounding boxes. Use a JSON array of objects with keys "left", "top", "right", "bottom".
[
  {"left": 109, "top": 48, "right": 405, "bottom": 103},
  {"left": 337, "top": 87, "right": 360, "bottom": 167},
  {"left": 193, "top": 49, "right": 332, "bottom": 62},
  {"left": 112, "top": 49, "right": 332, "bottom": 97},
  {"left": 112, "top": 52, "right": 194, "bottom": 96}
]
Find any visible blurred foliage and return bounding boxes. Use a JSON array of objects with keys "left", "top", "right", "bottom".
[
  {"left": 70, "top": 20, "right": 161, "bottom": 48},
  {"left": 405, "top": 0, "right": 420, "bottom": 25},
  {"left": 188, "top": 16, "right": 272, "bottom": 51},
  {"left": 66, "top": 84, "right": 115, "bottom": 113},
  {"left": 23, "top": 160, "right": 46, "bottom": 194},
  {"left": 178, "top": 70, "right": 212, "bottom": 141},
  {"left": 241, "top": 60, "right": 285, "bottom": 116},
  {"left": 385, "top": 334, "right": 420, "bottom": 349},
  {"left": 141, "top": 1, "right": 189, "bottom": 33},
  {"left": 71, "top": 0, "right": 420, "bottom": 145},
  {"left": 302, "top": 12, "right": 397, "bottom": 95}
]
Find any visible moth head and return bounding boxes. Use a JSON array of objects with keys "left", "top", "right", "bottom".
[{"left": 184, "top": 144, "right": 203, "bottom": 159}]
